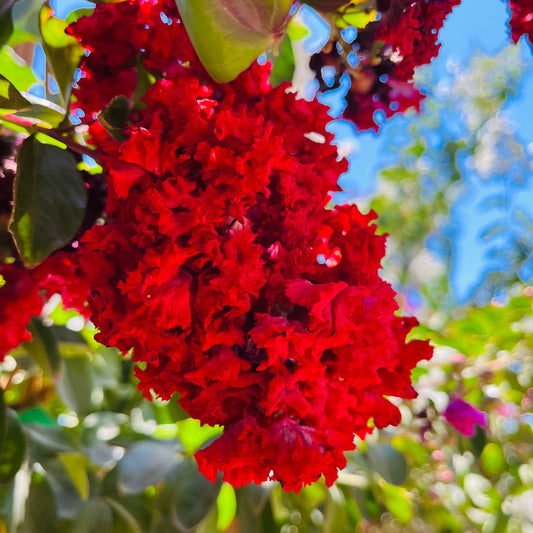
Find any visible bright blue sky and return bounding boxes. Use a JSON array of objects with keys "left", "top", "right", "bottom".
[
  {"left": 301, "top": 0, "right": 533, "bottom": 302},
  {"left": 52, "top": 0, "right": 533, "bottom": 302}
]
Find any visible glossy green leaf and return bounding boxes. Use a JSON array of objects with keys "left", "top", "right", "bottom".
[
  {"left": 175, "top": 0, "right": 292, "bottom": 83},
  {"left": 98, "top": 95, "right": 129, "bottom": 141},
  {"left": 0, "top": 72, "right": 31, "bottom": 109},
  {"left": 24, "top": 316, "right": 62, "bottom": 376},
  {"left": 71, "top": 500, "right": 114, "bottom": 533},
  {"left": 0, "top": 409, "right": 27, "bottom": 483},
  {"left": 9, "top": 135, "right": 87, "bottom": 267},
  {"left": 366, "top": 443, "right": 408, "bottom": 486},
  {"left": 39, "top": 4, "right": 85, "bottom": 106},
  {"left": 165, "top": 460, "right": 221, "bottom": 530},
  {"left": 118, "top": 441, "right": 179, "bottom": 495}
]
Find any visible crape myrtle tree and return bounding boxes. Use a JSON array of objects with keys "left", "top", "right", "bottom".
[{"left": 0, "top": 0, "right": 532, "bottom": 532}]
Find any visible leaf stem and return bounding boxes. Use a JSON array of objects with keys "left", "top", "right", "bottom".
[{"left": 0, "top": 113, "right": 98, "bottom": 161}]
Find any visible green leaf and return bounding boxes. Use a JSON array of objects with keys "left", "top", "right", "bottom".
[
  {"left": 0, "top": 388, "right": 5, "bottom": 452},
  {"left": 55, "top": 356, "right": 94, "bottom": 416},
  {"left": 118, "top": 441, "right": 179, "bottom": 495},
  {"left": 0, "top": 72, "right": 31, "bottom": 110},
  {"left": 16, "top": 92, "right": 66, "bottom": 127},
  {"left": 176, "top": 418, "right": 222, "bottom": 454},
  {"left": 70, "top": 499, "right": 114, "bottom": 533},
  {"left": 164, "top": 460, "right": 221, "bottom": 530},
  {"left": 24, "top": 472, "right": 57, "bottom": 533},
  {"left": 11, "top": 0, "right": 42, "bottom": 38},
  {"left": 268, "top": 33, "right": 294, "bottom": 87},
  {"left": 381, "top": 483, "right": 413, "bottom": 524},
  {"left": 9, "top": 135, "right": 87, "bottom": 267},
  {"left": 106, "top": 498, "right": 143, "bottom": 533},
  {"left": 0, "top": 409, "right": 27, "bottom": 483},
  {"left": 480, "top": 443, "right": 506, "bottom": 478},
  {"left": 175, "top": 0, "right": 292, "bottom": 83},
  {"left": 59, "top": 452, "right": 90, "bottom": 500},
  {"left": 366, "top": 443, "right": 408, "bottom": 486},
  {"left": 39, "top": 4, "right": 85, "bottom": 106},
  {"left": 66, "top": 8, "right": 96, "bottom": 25},
  {"left": 0, "top": 6, "right": 14, "bottom": 50},
  {"left": 24, "top": 316, "right": 62, "bottom": 376},
  {"left": 98, "top": 95, "right": 129, "bottom": 141},
  {"left": 216, "top": 483, "right": 237, "bottom": 531},
  {"left": 0, "top": 46, "right": 38, "bottom": 92},
  {"left": 24, "top": 423, "right": 78, "bottom": 459}
]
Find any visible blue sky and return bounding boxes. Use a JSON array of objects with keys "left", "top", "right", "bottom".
[{"left": 52, "top": 0, "right": 533, "bottom": 302}]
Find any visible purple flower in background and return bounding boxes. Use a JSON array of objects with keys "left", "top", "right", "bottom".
[{"left": 444, "top": 398, "right": 488, "bottom": 437}]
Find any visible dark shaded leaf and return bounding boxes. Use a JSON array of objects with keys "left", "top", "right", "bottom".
[
  {"left": 39, "top": 4, "right": 85, "bottom": 106},
  {"left": 11, "top": 0, "right": 42, "bottom": 38},
  {"left": 56, "top": 356, "right": 94, "bottom": 416},
  {"left": 175, "top": 0, "right": 292, "bottom": 83},
  {"left": 9, "top": 135, "right": 87, "bottom": 267},
  {"left": 23, "top": 472, "right": 57, "bottom": 533},
  {"left": 0, "top": 388, "right": 5, "bottom": 451},
  {"left": 70, "top": 499, "right": 113, "bottom": 533},
  {"left": 366, "top": 443, "right": 408, "bottom": 486},
  {"left": 118, "top": 440, "right": 179, "bottom": 495},
  {"left": 24, "top": 423, "right": 78, "bottom": 460},
  {"left": 0, "top": 6, "right": 14, "bottom": 50},
  {"left": 24, "top": 316, "right": 62, "bottom": 376},
  {"left": 0, "top": 72, "right": 31, "bottom": 110},
  {"left": 0, "top": 409, "right": 27, "bottom": 483},
  {"left": 98, "top": 95, "right": 129, "bottom": 141},
  {"left": 164, "top": 459, "right": 221, "bottom": 530}
]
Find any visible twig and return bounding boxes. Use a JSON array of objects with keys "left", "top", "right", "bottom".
[{"left": 0, "top": 113, "right": 98, "bottom": 161}]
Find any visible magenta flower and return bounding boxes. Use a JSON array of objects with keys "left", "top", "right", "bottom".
[{"left": 444, "top": 398, "right": 488, "bottom": 437}]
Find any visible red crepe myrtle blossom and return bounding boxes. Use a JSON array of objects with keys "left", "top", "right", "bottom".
[
  {"left": 0, "top": 263, "right": 44, "bottom": 360},
  {"left": 310, "top": 0, "right": 460, "bottom": 130},
  {"left": 36, "top": 0, "right": 433, "bottom": 491},
  {"left": 507, "top": 0, "right": 533, "bottom": 45},
  {"left": 444, "top": 398, "right": 488, "bottom": 437}
]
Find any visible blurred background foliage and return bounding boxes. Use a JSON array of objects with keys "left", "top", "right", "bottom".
[{"left": 1, "top": 1, "right": 533, "bottom": 532}]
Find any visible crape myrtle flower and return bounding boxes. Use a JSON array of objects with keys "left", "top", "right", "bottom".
[
  {"left": 444, "top": 398, "right": 488, "bottom": 437},
  {"left": 507, "top": 0, "right": 533, "bottom": 46},
  {"left": 0, "top": 263, "right": 44, "bottom": 360},
  {"left": 310, "top": 0, "right": 460, "bottom": 130},
  {"left": 36, "top": 0, "right": 433, "bottom": 491}
]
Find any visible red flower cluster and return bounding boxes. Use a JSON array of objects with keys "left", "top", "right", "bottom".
[
  {"left": 38, "top": 0, "right": 432, "bottom": 490},
  {"left": 507, "top": 0, "right": 533, "bottom": 45},
  {"left": 310, "top": 0, "right": 460, "bottom": 130},
  {"left": 0, "top": 263, "right": 44, "bottom": 360}
]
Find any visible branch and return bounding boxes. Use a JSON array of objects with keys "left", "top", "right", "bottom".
[{"left": 0, "top": 113, "right": 99, "bottom": 161}]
